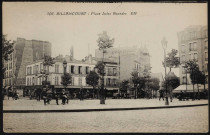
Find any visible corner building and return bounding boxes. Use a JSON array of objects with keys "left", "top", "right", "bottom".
[
  {"left": 176, "top": 25, "right": 208, "bottom": 93},
  {"left": 3, "top": 37, "right": 51, "bottom": 88}
]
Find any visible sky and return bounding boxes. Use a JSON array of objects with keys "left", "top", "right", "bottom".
[{"left": 3, "top": 2, "right": 207, "bottom": 77}]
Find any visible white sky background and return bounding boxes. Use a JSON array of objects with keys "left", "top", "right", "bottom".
[{"left": 3, "top": 2, "right": 207, "bottom": 77}]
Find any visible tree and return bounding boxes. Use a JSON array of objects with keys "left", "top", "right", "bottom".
[
  {"left": 162, "top": 72, "right": 180, "bottom": 93},
  {"left": 185, "top": 60, "right": 199, "bottom": 100},
  {"left": 61, "top": 73, "right": 72, "bottom": 88},
  {"left": 163, "top": 49, "right": 180, "bottom": 72},
  {"left": 97, "top": 31, "right": 114, "bottom": 104},
  {"left": 38, "top": 55, "right": 55, "bottom": 85},
  {"left": 131, "top": 71, "right": 146, "bottom": 98},
  {"left": 2, "top": 35, "right": 14, "bottom": 77},
  {"left": 149, "top": 77, "right": 160, "bottom": 98},
  {"left": 95, "top": 61, "right": 105, "bottom": 76},
  {"left": 120, "top": 80, "right": 130, "bottom": 94},
  {"left": 86, "top": 71, "right": 100, "bottom": 98},
  {"left": 43, "top": 55, "right": 55, "bottom": 67}
]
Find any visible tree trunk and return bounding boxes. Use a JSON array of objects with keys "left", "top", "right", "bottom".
[{"left": 197, "top": 83, "right": 200, "bottom": 100}]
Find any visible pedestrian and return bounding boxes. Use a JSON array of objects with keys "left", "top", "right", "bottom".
[
  {"left": 54, "top": 92, "right": 59, "bottom": 105},
  {"left": 42, "top": 88, "right": 47, "bottom": 105},
  {"left": 61, "top": 89, "right": 66, "bottom": 105},
  {"left": 80, "top": 87, "right": 83, "bottom": 101},
  {"left": 37, "top": 88, "right": 41, "bottom": 101},
  {"left": 159, "top": 90, "right": 164, "bottom": 101}
]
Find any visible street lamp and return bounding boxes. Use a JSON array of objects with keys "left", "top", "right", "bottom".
[
  {"left": 161, "top": 37, "right": 169, "bottom": 105},
  {"left": 63, "top": 60, "right": 67, "bottom": 92}
]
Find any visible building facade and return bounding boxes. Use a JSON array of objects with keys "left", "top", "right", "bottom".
[
  {"left": 177, "top": 25, "right": 208, "bottom": 85},
  {"left": 25, "top": 55, "right": 119, "bottom": 91},
  {"left": 95, "top": 46, "right": 151, "bottom": 82},
  {"left": 3, "top": 37, "right": 52, "bottom": 88},
  {"left": 3, "top": 51, "right": 16, "bottom": 87}
]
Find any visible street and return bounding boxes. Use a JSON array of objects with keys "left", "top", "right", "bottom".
[{"left": 3, "top": 99, "right": 209, "bottom": 133}]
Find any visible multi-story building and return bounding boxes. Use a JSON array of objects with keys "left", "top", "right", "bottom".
[
  {"left": 3, "top": 51, "right": 16, "bottom": 88},
  {"left": 25, "top": 54, "right": 119, "bottom": 97},
  {"left": 176, "top": 25, "right": 208, "bottom": 92},
  {"left": 95, "top": 46, "right": 151, "bottom": 82},
  {"left": 3, "top": 37, "right": 52, "bottom": 89}
]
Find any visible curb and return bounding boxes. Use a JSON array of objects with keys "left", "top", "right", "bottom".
[{"left": 3, "top": 104, "right": 208, "bottom": 113}]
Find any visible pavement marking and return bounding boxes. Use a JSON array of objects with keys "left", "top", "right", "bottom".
[{"left": 3, "top": 104, "right": 208, "bottom": 113}]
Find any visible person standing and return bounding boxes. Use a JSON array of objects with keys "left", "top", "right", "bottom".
[
  {"left": 80, "top": 87, "right": 83, "bottom": 101},
  {"left": 54, "top": 92, "right": 59, "bottom": 105},
  {"left": 61, "top": 89, "right": 66, "bottom": 105},
  {"left": 159, "top": 90, "right": 164, "bottom": 101}
]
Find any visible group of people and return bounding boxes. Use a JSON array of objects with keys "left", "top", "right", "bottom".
[
  {"left": 2, "top": 87, "right": 19, "bottom": 100},
  {"left": 42, "top": 89, "right": 69, "bottom": 105},
  {"left": 159, "top": 90, "right": 173, "bottom": 102}
]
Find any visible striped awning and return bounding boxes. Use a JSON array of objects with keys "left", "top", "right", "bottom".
[{"left": 173, "top": 84, "right": 208, "bottom": 93}]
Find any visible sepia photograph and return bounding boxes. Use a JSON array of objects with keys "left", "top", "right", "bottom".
[{"left": 2, "top": 2, "right": 208, "bottom": 133}]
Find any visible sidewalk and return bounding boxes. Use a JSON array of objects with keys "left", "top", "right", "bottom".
[{"left": 3, "top": 98, "right": 208, "bottom": 112}]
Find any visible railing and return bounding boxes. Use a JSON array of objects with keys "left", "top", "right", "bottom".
[{"left": 205, "top": 58, "right": 208, "bottom": 61}]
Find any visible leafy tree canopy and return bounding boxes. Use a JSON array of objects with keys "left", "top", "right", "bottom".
[
  {"left": 97, "top": 31, "right": 114, "bottom": 51},
  {"left": 43, "top": 55, "right": 55, "bottom": 67},
  {"left": 61, "top": 73, "right": 72, "bottom": 87},
  {"left": 120, "top": 80, "right": 130, "bottom": 92},
  {"left": 163, "top": 49, "right": 180, "bottom": 71},
  {"left": 86, "top": 71, "right": 100, "bottom": 87},
  {"left": 95, "top": 61, "right": 105, "bottom": 76}
]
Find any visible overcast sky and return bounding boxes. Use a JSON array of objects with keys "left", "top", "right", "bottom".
[{"left": 3, "top": 2, "right": 207, "bottom": 77}]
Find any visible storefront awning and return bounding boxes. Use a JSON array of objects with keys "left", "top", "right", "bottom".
[
  {"left": 173, "top": 84, "right": 208, "bottom": 93},
  {"left": 106, "top": 87, "right": 119, "bottom": 91},
  {"left": 54, "top": 85, "right": 93, "bottom": 89}
]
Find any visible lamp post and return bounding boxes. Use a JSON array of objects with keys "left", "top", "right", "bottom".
[
  {"left": 63, "top": 60, "right": 67, "bottom": 74},
  {"left": 161, "top": 37, "right": 169, "bottom": 105}
]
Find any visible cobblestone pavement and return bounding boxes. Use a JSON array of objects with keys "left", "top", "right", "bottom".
[
  {"left": 3, "top": 106, "right": 208, "bottom": 133},
  {"left": 3, "top": 98, "right": 208, "bottom": 110}
]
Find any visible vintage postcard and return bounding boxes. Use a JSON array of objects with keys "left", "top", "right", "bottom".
[{"left": 2, "top": 2, "right": 208, "bottom": 133}]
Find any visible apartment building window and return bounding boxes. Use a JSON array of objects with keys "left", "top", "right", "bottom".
[
  {"left": 30, "top": 67, "right": 32, "bottom": 75},
  {"left": 205, "top": 63, "right": 208, "bottom": 72},
  {"left": 79, "top": 77, "right": 82, "bottom": 86},
  {"left": 36, "top": 65, "right": 39, "bottom": 74},
  {"left": 39, "top": 78, "right": 41, "bottom": 85},
  {"left": 108, "top": 78, "right": 111, "bottom": 86},
  {"left": 113, "top": 68, "right": 117, "bottom": 76},
  {"left": 79, "top": 66, "right": 82, "bottom": 74},
  {"left": 55, "top": 64, "right": 59, "bottom": 73},
  {"left": 71, "top": 66, "right": 74, "bottom": 74},
  {"left": 189, "top": 43, "right": 192, "bottom": 51},
  {"left": 205, "top": 52, "right": 208, "bottom": 61},
  {"left": 33, "top": 65, "right": 36, "bottom": 74},
  {"left": 86, "top": 67, "right": 89, "bottom": 74},
  {"left": 113, "top": 79, "right": 117, "bottom": 86},
  {"left": 40, "top": 63, "right": 43, "bottom": 71},
  {"left": 55, "top": 76, "right": 59, "bottom": 85},
  {"left": 194, "top": 53, "right": 198, "bottom": 61},
  {"left": 107, "top": 68, "right": 112, "bottom": 76}
]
